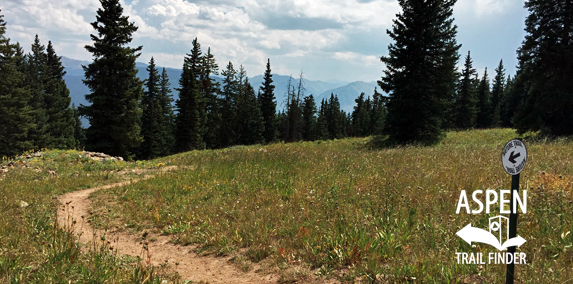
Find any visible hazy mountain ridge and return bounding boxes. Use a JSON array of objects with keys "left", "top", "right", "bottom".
[{"left": 61, "top": 56, "right": 380, "bottom": 114}]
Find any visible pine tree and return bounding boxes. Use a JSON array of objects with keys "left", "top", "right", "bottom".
[
  {"left": 370, "top": 88, "right": 387, "bottom": 135},
  {"left": 219, "top": 62, "right": 237, "bottom": 148},
  {"left": 475, "top": 68, "right": 491, "bottom": 128},
  {"left": 380, "top": 0, "right": 460, "bottom": 144},
  {"left": 72, "top": 104, "right": 85, "bottom": 149},
  {"left": 326, "top": 94, "right": 344, "bottom": 139},
  {"left": 454, "top": 51, "right": 477, "bottom": 129},
  {"left": 0, "top": 12, "right": 34, "bottom": 157},
  {"left": 283, "top": 74, "right": 304, "bottom": 142},
  {"left": 140, "top": 57, "right": 163, "bottom": 159},
  {"left": 259, "top": 59, "right": 277, "bottom": 143},
  {"left": 80, "top": 0, "right": 143, "bottom": 160},
  {"left": 25, "top": 35, "right": 49, "bottom": 149},
  {"left": 490, "top": 59, "right": 505, "bottom": 127},
  {"left": 301, "top": 95, "right": 317, "bottom": 141},
  {"left": 44, "top": 41, "right": 76, "bottom": 149},
  {"left": 501, "top": 75, "right": 520, "bottom": 128},
  {"left": 236, "top": 73, "right": 264, "bottom": 145},
  {"left": 159, "top": 67, "right": 175, "bottom": 155},
  {"left": 201, "top": 48, "right": 221, "bottom": 149},
  {"left": 514, "top": 0, "right": 573, "bottom": 136},
  {"left": 352, "top": 93, "right": 372, "bottom": 137},
  {"left": 316, "top": 99, "right": 329, "bottom": 140},
  {"left": 175, "top": 58, "right": 202, "bottom": 152}
]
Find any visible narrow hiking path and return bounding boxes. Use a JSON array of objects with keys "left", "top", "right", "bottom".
[{"left": 56, "top": 166, "right": 279, "bottom": 284}]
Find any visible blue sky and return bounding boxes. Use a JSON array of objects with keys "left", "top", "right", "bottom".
[{"left": 2, "top": 0, "right": 528, "bottom": 82}]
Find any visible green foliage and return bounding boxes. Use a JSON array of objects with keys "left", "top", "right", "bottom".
[
  {"left": 490, "top": 59, "right": 505, "bottom": 127},
  {"left": 44, "top": 41, "right": 76, "bottom": 149},
  {"left": 475, "top": 68, "right": 492, "bottom": 128},
  {"left": 301, "top": 95, "right": 317, "bottom": 141},
  {"left": 351, "top": 93, "right": 371, "bottom": 137},
  {"left": 235, "top": 69, "right": 264, "bottom": 145},
  {"left": 201, "top": 47, "right": 222, "bottom": 150},
  {"left": 454, "top": 51, "right": 478, "bottom": 129},
  {"left": 380, "top": 0, "right": 460, "bottom": 144},
  {"left": 259, "top": 59, "right": 277, "bottom": 143},
  {"left": 175, "top": 58, "right": 203, "bottom": 152},
  {"left": 282, "top": 74, "right": 304, "bottom": 142},
  {"left": 140, "top": 57, "right": 164, "bottom": 159},
  {"left": 80, "top": 0, "right": 144, "bottom": 160},
  {"left": 0, "top": 12, "right": 34, "bottom": 157},
  {"left": 25, "top": 35, "right": 49, "bottom": 149},
  {"left": 219, "top": 61, "right": 238, "bottom": 148},
  {"left": 369, "top": 88, "right": 387, "bottom": 135},
  {"left": 514, "top": 0, "right": 573, "bottom": 136}
]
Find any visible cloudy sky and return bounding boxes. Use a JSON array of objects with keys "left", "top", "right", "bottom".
[{"left": 2, "top": 0, "right": 528, "bottom": 82}]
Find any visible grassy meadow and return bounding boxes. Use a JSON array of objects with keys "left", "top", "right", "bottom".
[
  {"left": 1, "top": 128, "right": 573, "bottom": 283},
  {"left": 0, "top": 150, "right": 178, "bottom": 283}
]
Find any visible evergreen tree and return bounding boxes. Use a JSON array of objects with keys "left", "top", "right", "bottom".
[
  {"left": 219, "top": 62, "right": 238, "bottom": 147},
  {"left": 454, "top": 51, "right": 477, "bottom": 129},
  {"left": 326, "top": 94, "right": 344, "bottom": 139},
  {"left": 514, "top": 0, "right": 573, "bottom": 136},
  {"left": 380, "top": 0, "right": 460, "bottom": 144},
  {"left": 301, "top": 95, "right": 317, "bottom": 141},
  {"left": 352, "top": 92, "right": 371, "bottom": 136},
  {"left": 175, "top": 58, "right": 202, "bottom": 152},
  {"left": 283, "top": 74, "right": 304, "bottom": 142},
  {"left": 72, "top": 104, "right": 85, "bottom": 149},
  {"left": 140, "top": 57, "right": 163, "bottom": 159},
  {"left": 0, "top": 12, "right": 34, "bottom": 157},
  {"left": 259, "top": 59, "right": 277, "bottom": 143},
  {"left": 159, "top": 67, "right": 175, "bottom": 155},
  {"left": 475, "top": 68, "right": 491, "bottom": 128},
  {"left": 490, "top": 59, "right": 505, "bottom": 127},
  {"left": 188, "top": 38, "right": 206, "bottom": 145},
  {"left": 501, "top": 75, "right": 519, "bottom": 128},
  {"left": 236, "top": 75, "right": 264, "bottom": 145},
  {"left": 80, "top": 0, "right": 144, "bottom": 160},
  {"left": 315, "top": 99, "right": 329, "bottom": 140},
  {"left": 25, "top": 35, "right": 49, "bottom": 149},
  {"left": 201, "top": 48, "right": 221, "bottom": 149},
  {"left": 370, "top": 88, "right": 387, "bottom": 135},
  {"left": 44, "top": 41, "right": 76, "bottom": 149}
]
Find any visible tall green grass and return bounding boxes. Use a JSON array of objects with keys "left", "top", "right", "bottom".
[
  {"left": 0, "top": 149, "right": 177, "bottom": 283},
  {"left": 89, "top": 128, "right": 573, "bottom": 283}
]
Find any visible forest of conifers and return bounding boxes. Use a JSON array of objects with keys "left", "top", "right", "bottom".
[{"left": 1, "top": 0, "right": 571, "bottom": 159}]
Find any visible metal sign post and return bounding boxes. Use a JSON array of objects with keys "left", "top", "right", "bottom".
[{"left": 501, "top": 138, "right": 527, "bottom": 284}]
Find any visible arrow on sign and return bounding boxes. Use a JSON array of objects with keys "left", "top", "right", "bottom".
[
  {"left": 456, "top": 223, "right": 526, "bottom": 251},
  {"left": 508, "top": 151, "right": 521, "bottom": 163}
]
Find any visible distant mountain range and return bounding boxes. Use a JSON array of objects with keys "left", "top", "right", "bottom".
[{"left": 61, "top": 56, "right": 382, "bottom": 115}]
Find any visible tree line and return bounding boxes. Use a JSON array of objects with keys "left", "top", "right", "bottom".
[
  {"left": 380, "top": 0, "right": 573, "bottom": 144},
  {"left": 2, "top": 0, "right": 571, "bottom": 158}
]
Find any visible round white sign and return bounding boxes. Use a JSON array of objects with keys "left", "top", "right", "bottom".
[{"left": 501, "top": 139, "right": 527, "bottom": 175}]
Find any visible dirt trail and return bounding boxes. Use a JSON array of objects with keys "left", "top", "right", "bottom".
[{"left": 56, "top": 167, "right": 279, "bottom": 283}]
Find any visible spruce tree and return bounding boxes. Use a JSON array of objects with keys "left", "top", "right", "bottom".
[
  {"left": 219, "top": 62, "right": 237, "bottom": 147},
  {"left": 301, "top": 95, "right": 317, "bottom": 141},
  {"left": 380, "top": 0, "right": 460, "bottom": 144},
  {"left": 316, "top": 99, "right": 329, "bottom": 140},
  {"left": 72, "top": 104, "right": 85, "bottom": 149},
  {"left": 259, "top": 59, "right": 277, "bottom": 143},
  {"left": 80, "top": 0, "right": 143, "bottom": 159},
  {"left": 25, "top": 35, "right": 49, "bottom": 149},
  {"left": 490, "top": 59, "right": 505, "bottom": 127},
  {"left": 44, "top": 41, "right": 76, "bottom": 149},
  {"left": 0, "top": 12, "right": 34, "bottom": 157},
  {"left": 370, "top": 88, "right": 387, "bottom": 135},
  {"left": 475, "top": 68, "right": 491, "bottom": 128},
  {"left": 352, "top": 92, "right": 372, "bottom": 136},
  {"left": 140, "top": 57, "right": 163, "bottom": 159},
  {"left": 159, "top": 67, "right": 175, "bottom": 155},
  {"left": 236, "top": 74, "right": 264, "bottom": 145},
  {"left": 175, "top": 58, "right": 202, "bottom": 152},
  {"left": 514, "top": 0, "right": 573, "bottom": 136},
  {"left": 326, "top": 94, "right": 344, "bottom": 139},
  {"left": 454, "top": 51, "right": 477, "bottom": 129},
  {"left": 201, "top": 48, "right": 221, "bottom": 149}
]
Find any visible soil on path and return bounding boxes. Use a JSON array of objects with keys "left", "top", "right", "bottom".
[{"left": 56, "top": 166, "right": 280, "bottom": 284}]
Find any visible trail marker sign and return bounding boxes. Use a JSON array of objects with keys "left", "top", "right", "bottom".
[{"left": 501, "top": 139, "right": 527, "bottom": 175}]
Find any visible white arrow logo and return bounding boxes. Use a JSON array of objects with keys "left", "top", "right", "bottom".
[{"left": 456, "top": 223, "right": 526, "bottom": 251}]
